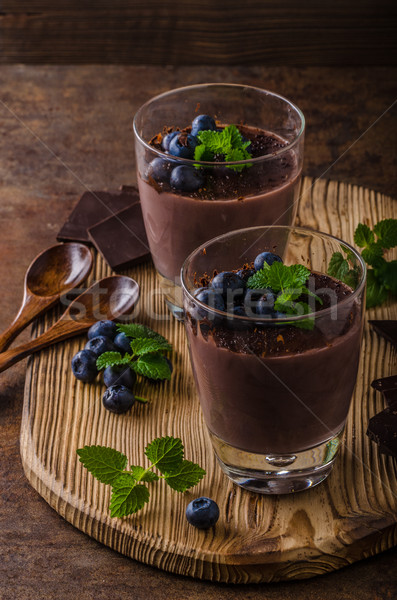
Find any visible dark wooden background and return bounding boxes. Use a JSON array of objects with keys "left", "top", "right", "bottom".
[{"left": 1, "top": 0, "right": 396, "bottom": 65}]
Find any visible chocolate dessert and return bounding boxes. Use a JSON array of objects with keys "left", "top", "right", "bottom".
[
  {"left": 137, "top": 118, "right": 301, "bottom": 283},
  {"left": 184, "top": 255, "right": 362, "bottom": 456}
]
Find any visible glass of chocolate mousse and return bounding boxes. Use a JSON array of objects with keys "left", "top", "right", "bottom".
[
  {"left": 181, "top": 226, "right": 366, "bottom": 494},
  {"left": 133, "top": 84, "right": 305, "bottom": 319}
]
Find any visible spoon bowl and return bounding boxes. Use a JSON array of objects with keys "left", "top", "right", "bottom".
[
  {"left": 0, "top": 243, "right": 93, "bottom": 352},
  {"left": 0, "top": 275, "right": 140, "bottom": 373}
]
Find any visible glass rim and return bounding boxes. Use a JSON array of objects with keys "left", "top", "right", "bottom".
[
  {"left": 132, "top": 82, "right": 305, "bottom": 166},
  {"left": 180, "top": 225, "right": 367, "bottom": 324}
]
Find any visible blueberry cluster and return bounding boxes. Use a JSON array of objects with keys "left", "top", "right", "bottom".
[
  {"left": 71, "top": 320, "right": 137, "bottom": 414},
  {"left": 147, "top": 114, "right": 217, "bottom": 193},
  {"left": 192, "top": 251, "right": 283, "bottom": 319}
]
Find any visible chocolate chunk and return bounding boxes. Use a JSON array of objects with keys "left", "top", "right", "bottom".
[
  {"left": 369, "top": 320, "right": 397, "bottom": 347},
  {"left": 88, "top": 202, "right": 151, "bottom": 271},
  {"left": 367, "top": 405, "right": 397, "bottom": 458},
  {"left": 57, "top": 188, "right": 139, "bottom": 243},
  {"left": 371, "top": 374, "right": 397, "bottom": 392}
]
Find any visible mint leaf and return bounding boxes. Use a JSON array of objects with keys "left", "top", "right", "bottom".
[
  {"left": 289, "top": 264, "right": 311, "bottom": 286},
  {"left": 196, "top": 129, "right": 223, "bottom": 153},
  {"left": 361, "top": 243, "right": 385, "bottom": 268},
  {"left": 195, "top": 125, "right": 252, "bottom": 172},
  {"left": 263, "top": 262, "right": 294, "bottom": 292},
  {"left": 145, "top": 436, "right": 184, "bottom": 474},
  {"left": 194, "top": 143, "right": 214, "bottom": 163},
  {"left": 164, "top": 460, "right": 206, "bottom": 492},
  {"left": 110, "top": 474, "right": 150, "bottom": 518},
  {"left": 375, "top": 260, "right": 397, "bottom": 295},
  {"left": 373, "top": 219, "right": 397, "bottom": 249},
  {"left": 77, "top": 446, "right": 127, "bottom": 485},
  {"left": 354, "top": 223, "right": 374, "bottom": 248},
  {"left": 129, "top": 338, "right": 171, "bottom": 356},
  {"left": 130, "top": 465, "right": 159, "bottom": 482},
  {"left": 133, "top": 353, "right": 172, "bottom": 380},
  {"left": 328, "top": 252, "right": 349, "bottom": 280},
  {"left": 366, "top": 269, "right": 389, "bottom": 308},
  {"left": 116, "top": 323, "right": 168, "bottom": 344},
  {"left": 96, "top": 351, "right": 131, "bottom": 370}
]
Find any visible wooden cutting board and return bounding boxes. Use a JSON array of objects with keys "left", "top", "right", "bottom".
[{"left": 21, "top": 178, "right": 397, "bottom": 583}]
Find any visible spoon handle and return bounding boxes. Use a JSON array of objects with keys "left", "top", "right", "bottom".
[
  {"left": 0, "top": 294, "right": 57, "bottom": 353},
  {"left": 0, "top": 318, "right": 88, "bottom": 373}
]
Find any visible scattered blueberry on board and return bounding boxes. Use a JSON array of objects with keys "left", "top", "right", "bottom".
[
  {"left": 186, "top": 497, "right": 220, "bottom": 529},
  {"left": 87, "top": 320, "right": 117, "bottom": 341},
  {"left": 71, "top": 349, "right": 98, "bottom": 382},
  {"left": 85, "top": 335, "right": 116, "bottom": 357},
  {"left": 103, "top": 365, "right": 137, "bottom": 389},
  {"left": 102, "top": 385, "right": 135, "bottom": 414},
  {"left": 114, "top": 331, "right": 133, "bottom": 353}
]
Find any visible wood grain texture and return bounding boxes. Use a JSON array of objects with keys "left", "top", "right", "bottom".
[
  {"left": 20, "top": 177, "right": 397, "bottom": 583},
  {"left": 1, "top": 1, "right": 396, "bottom": 66}
]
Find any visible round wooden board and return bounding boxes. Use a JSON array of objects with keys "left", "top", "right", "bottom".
[{"left": 21, "top": 178, "right": 397, "bottom": 583}]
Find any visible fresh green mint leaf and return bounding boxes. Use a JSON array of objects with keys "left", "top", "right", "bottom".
[
  {"left": 264, "top": 262, "right": 295, "bottom": 292},
  {"left": 96, "top": 351, "right": 131, "bottom": 370},
  {"left": 145, "top": 436, "right": 184, "bottom": 474},
  {"left": 116, "top": 323, "right": 168, "bottom": 344},
  {"left": 195, "top": 125, "right": 252, "bottom": 172},
  {"left": 289, "top": 264, "right": 311, "bottom": 286},
  {"left": 129, "top": 338, "right": 171, "bottom": 357},
  {"left": 293, "top": 316, "right": 315, "bottom": 330},
  {"left": 354, "top": 223, "right": 374, "bottom": 248},
  {"left": 373, "top": 219, "right": 397, "bottom": 249},
  {"left": 375, "top": 260, "right": 397, "bottom": 296},
  {"left": 110, "top": 474, "right": 150, "bottom": 518},
  {"left": 133, "top": 353, "right": 172, "bottom": 380},
  {"left": 366, "top": 269, "right": 389, "bottom": 308},
  {"left": 196, "top": 129, "right": 223, "bottom": 153},
  {"left": 328, "top": 252, "right": 349, "bottom": 280},
  {"left": 344, "top": 269, "right": 359, "bottom": 289},
  {"left": 361, "top": 243, "right": 385, "bottom": 268},
  {"left": 164, "top": 460, "right": 206, "bottom": 492},
  {"left": 76, "top": 445, "right": 127, "bottom": 485},
  {"left": 130, "top": 465, "right": 159, "bottom": 482},
  {"left": 194, "top": 143, "right": 214, "bottom": 163}
]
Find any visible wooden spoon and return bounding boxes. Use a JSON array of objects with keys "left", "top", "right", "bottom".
[
  {"left": 0, "top": 243, "right": 93, "bottom": 353},
  {"left": 0, "top": 275, "right": 140, "bottom": 373}
]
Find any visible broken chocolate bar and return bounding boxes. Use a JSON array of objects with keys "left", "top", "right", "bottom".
[
  {"left": 57, "top": 188, "right": 140, "bottom": 243},
  {"left": 371, "top": 375, "right": 397, "bottom": 406},
  {"left": 88, "top": 202, "right": 151, "bottom": 271},
  {"left": 367, "top": 405, "right": 397, "bottom": 458},
  {"left": 369, "top": 320, "right": 397, "bottom": 347}
]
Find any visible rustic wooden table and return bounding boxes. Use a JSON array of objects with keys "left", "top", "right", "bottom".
[{"left": 0, "top": 65, "right": 396, "bottom": 599}]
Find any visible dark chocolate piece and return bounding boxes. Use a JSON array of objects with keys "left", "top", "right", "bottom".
[
  {"left": 369, "top": 320, "right": 397, "bottom": 347},
  {"left": 367, "top": 405, "right": 397, "bottom": 458},
  {"left": 371, "top": 374, "right": 397, "bottom": 392},
  {"left": 88, "top": 202, "right": 151, "bottom": 271},
  {"left": 57, "top": 188, "right": 139, "bottom": 243}
]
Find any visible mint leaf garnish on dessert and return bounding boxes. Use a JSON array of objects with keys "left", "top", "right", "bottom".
[
  {"left": 247, "top": 261, "right": 322, "bottom": 329},
  {"left": 194, "top": 125, "right": 252, "bottom": 172},
  {"left": 96, "top": 322, "right": 172, "bottom": 381},
  {"left": 77, "top": 437, "right": 206, "bottom": 518},
  {"left": 328, "top": 218, "right": 397, "bottom": 308}
]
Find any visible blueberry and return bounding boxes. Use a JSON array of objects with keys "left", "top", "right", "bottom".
[
  {"left": 194, "top": 287, "right": 225, "bottom": 311},
  {"left": 256, "top": 289, "right": 276, "bottom": 315},
  {"left": 87, "top": 320, "right": 117, "bottom": 341},
  {"left": 71, "top": 349, "right": 98, "bottom": 382},
  {"left": 236, "top": 268, "right": 256, "bottom": 285},
  {"left": 85, "top": 335, "right": 117, "bottom": 357},
  {"left": 102, "top": 385, "right": 135, "bottom": 414},
  {"left": 103, "top": 366, "right": 137, "bottom": 389},
  {"left": 114, "top": 332, "right": 132, "bottom": 354},
  {"left": 170, "top": 165, "right": 204, "bottom": 193},
  {"left": 211, "top": 272, "right": 245, "bottom": 306},
  {"left": 147, "top": 157, "right": 173, "bottom": 183},
  {"left": 243, "top": 289, "right": 263, "bottom": 317},
  {"left": 186, "top": 497, "right": 219, "bottom": 529},
  {"left": 254, "top": 252, "right": 283, "bottom": 272},
  {"left": 191, "top": 114, "right": 216, "bottom": 137},
  {"left": 162, "top": 131, "right": 179, "bottom": 151},
  {"left": 169, "top": 133, "right": 199, "bottom": 159}
]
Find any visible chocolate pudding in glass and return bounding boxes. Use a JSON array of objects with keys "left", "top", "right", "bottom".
[
  {"left": 181, "top": 226, "right": 366, "bottom": 494},
  {"left": 133, "top": 84, "right": 305, "bottom": 318}
]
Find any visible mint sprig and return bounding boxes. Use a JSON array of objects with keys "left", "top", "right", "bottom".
[
  {"left": 96, "top": 323, "right": 172, "bottom": 381},
  {"left": 194, "top": 124, "right": 252, "bottom": 172},
  {"left": 77, "top": 437, "right": 206, "bottom": 518},
  {"left": 328, "top": 218, "right": 397, "bottom": 308},
  {"left": 247, "top": 262, "right": 322, "bottom": 329}
]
